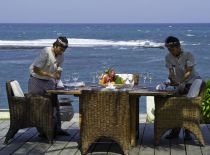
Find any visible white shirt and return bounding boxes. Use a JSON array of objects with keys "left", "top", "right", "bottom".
[
  {"left": 29, "top": 47, "right": 64, "bottom": 80},
  {"left": 165, "top": 51, "right": 200, "bottom": 84}
]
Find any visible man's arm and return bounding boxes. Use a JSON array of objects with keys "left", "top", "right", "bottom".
[
  {"left": 168, "top": 68, "right": 179, "bottom": 86},
  {"left": 168, "top": 66, "right": 193, "bottom": 86},
  {"left": 33, "top": 66, "right": 61, "bottom": 79},
  {"left": 180, "top": 66, "right": 193, "bottom": 83}
]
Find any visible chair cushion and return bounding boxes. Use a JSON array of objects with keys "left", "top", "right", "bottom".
[
  {"left": 10, "top": 80, "right": 24, "bottom": 97},
  {"left": 187, "top": 79, "right": 202, "bottom": 98}
]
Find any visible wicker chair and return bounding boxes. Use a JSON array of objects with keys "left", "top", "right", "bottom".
[
  {"left": 154, "top": 82, "right": 206, "bottom": 145},
  {"left": 80, "top": 90, "right": 131, "bottom": 155},
  {"left": 4, "top": 80, "right": 54, "bottom": 144}
]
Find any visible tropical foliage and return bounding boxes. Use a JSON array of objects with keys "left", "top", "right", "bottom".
[{"left": 202, "top": 80, "right": 210, "bottom": 123}]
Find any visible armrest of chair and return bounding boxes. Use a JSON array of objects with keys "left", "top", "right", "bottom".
[
  {"left": 10, "top": 96, "right": 27, "bottom": 104},
  {"left": 155, "top": 96, "right": 203, "bottom": 113},
  {"left": 166, "top": 96, "right": 202, "bottom": 105},
  {"left": 25, "top": 94, "right": 52, "bottom": 103},
  {"left": 25, "top": 94, "right": 54, "bottom": 115}
]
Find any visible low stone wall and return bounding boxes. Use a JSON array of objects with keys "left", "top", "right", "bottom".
[
  {"left": 146, "top": 96, "right": 155, "bottom": 123},
  {"left": 0, "top": 109, "right": 10, "bottom": 120}
]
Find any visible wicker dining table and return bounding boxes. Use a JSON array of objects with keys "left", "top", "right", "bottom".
[{"left": 47, "top": 85, "right": 174, "bottom": 147}]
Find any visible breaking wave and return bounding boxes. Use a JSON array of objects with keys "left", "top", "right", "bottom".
[{"left": 0, "top": 38, "right": 164, "bottom": 49}]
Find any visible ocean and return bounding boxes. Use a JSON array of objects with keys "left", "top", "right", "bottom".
[{"left": 0, "top": 23, "right": 210, "bottom": 113}]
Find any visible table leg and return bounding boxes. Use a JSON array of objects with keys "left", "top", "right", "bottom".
[
  {"left": 136, "top": 97, "right": 140, "bottom": 139},
  {"left": 79, "top": 96, "right": 82, "bottom": 129},
  {"left": 130, "top": 96, "right": 139, "bottom": 146}
]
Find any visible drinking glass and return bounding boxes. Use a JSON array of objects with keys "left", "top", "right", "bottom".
[
  {"left": 96, "top": 71, "right": 103, "bottom": 86},
  {"left": 148, "top": 72, "right": 153, "bottom": 84},
  {"left": 90, "top": 72, "right": 96, "bottom": 84},
  {"left": 63, "top": 74, "right": 70, "bottom": 90},
  {"left": 96, "top": 71, "right": 103, "bottom": 80},
  {"left": 102, "top": 61, "right": 107, "bottom": 71},
  {"left": 147, "top": 72, "right": 154, "bottom": 89},
  {"left": 142, "top": 72, "right": 148, "bottom": 88},
  {"left": 72, "top": 72, "right": 79, "bottom": 89}
]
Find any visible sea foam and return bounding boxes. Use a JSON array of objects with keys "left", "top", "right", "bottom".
[{"left": 0, "top": 38, "right": 164, "bottom": 49}]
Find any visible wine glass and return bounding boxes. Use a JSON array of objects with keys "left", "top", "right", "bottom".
[
  {"left": 90, "top": 72, "right": 96, "bottom": 84},
  {"left": 96, "top": 71, "right": 103, "bottom": 86},
  {"left": 148, "top": 72, "right": 153, "bottom": 84},
  {"left": 72, "top": 72, "right": 79, "bottom": 89},
  {"left": 63, "top": 73, "right": 70, "bottom": 90},
  {"left": 102, "top": 61, "right": 107, "bottom": 71},
  {"left": 96, "top": 71, "right": 103, "bottom": 80},
  {"left": 142, "top": 72, "right": 148, "bottom": 88},
  {"left": 147, "top": 72, "right": 153, "bottom": 89}
]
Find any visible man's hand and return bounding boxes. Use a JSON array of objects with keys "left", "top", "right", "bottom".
[
  {"left": 33, "top": 66, "right": 61, "bottom": 80},
  {"left": 51, "top": 71, "right": 61, "bottom": 80},
  {"left": 168, "top": 78, "right": 179, "bottom": 86}
]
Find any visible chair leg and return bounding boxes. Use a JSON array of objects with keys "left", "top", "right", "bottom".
[
  {"left": 155, "top": 130, "right": 161, "bottom": 145},
  {"left": 4, "top": 128, "right": 18, "bottom": 145},
  {"left": 81, "top": 141, "right": 89, "bottom": 155},
  {"left": 49, "top": 139, "right": 53, "bottom": 144},
  {"left": 46, "top": 131, "right": 54, "bottom": 144},
  {"left": 188, "top": 126, "right": 205, "bottom": 146}
]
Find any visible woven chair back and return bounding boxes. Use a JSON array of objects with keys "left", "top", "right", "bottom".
[
  {"left": 198, "top": 81, "right": 206, "bottom": 98},
  {"left": 6, "top": 80, "right": 15, "bottom": 103}
]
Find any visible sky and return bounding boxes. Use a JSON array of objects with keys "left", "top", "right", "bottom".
[{"left": 0, "top": 0, "right": 210, "bottom": 23}]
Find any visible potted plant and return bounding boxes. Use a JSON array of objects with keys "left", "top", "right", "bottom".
[{"left": 202, "top": 80, "right": 210, "bottom": 124}]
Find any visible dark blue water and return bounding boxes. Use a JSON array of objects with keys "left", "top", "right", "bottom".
[{"left": 1, "top": 23, "right": 210, "bottom": 113}]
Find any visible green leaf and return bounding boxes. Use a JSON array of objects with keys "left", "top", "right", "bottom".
[{"left": 203, "top": 111, "right": 206, "bottom": 115}]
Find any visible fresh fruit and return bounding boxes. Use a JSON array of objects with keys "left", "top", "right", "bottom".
[
  {"left": 115, "top": 76, "right": 123, "bottom": 84},
  {"left": 99, "top": 68, "right": 125, "bottom": 85},
  {"left": 102, "top": 74, "right": 111, "bottom": 83}
]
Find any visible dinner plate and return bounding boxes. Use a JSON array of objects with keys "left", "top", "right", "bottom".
[
  {"left": 64, "top": 81, "right": 85, "bottom": 87},
  {"left": 99, "top": 83, "right": 129, "bottom": 89}
]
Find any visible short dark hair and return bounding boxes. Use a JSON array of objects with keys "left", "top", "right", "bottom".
[
  {"left": 53, "top": 36, "right": 68, "bottom": 48},
  {"left": 165, "top": 36, "right": 180, "bottom": 48}
]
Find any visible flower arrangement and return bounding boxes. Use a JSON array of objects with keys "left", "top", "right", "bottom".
[{"left": 99, "top": 68, "right": 125, "bottom": 85}]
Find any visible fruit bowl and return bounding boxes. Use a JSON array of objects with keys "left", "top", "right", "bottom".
[
  {"left": 99, "top": 83, "right": 128, "bottom": 89},
  {"left": 113, "top": 84, "right": 126, "bottom": 89}
]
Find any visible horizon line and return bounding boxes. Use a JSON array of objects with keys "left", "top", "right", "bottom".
[{"left": 0, "top": 22, "right": 210, "bottom": 25}]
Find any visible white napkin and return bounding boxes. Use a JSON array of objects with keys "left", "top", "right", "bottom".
[
  {"left": 156, "top": 83, "right": 174, "bottom": 91},
  {"left": 156, "top": 79, "right": 175, "bottom": 91},
  {"left": 156, "top": 83, "right": 166, "bottom": 90},
  {"left": 57, "top": 80, "right": 64, "bottom": 88},
  {"left": 68, "top": 82, "right": 85, "bottom": 87}
]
